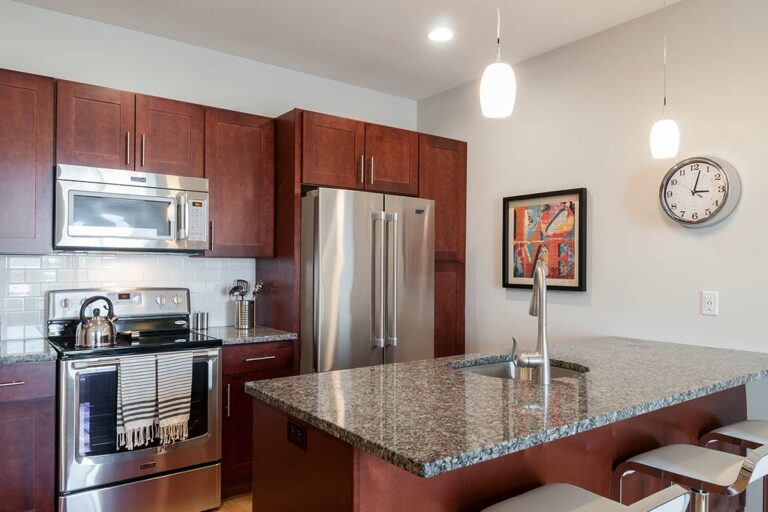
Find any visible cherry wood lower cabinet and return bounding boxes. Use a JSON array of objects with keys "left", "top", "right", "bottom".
[
  {"left": 205, "top": 108, "right": 275, "bottom": 258},
  {"left": 221, "top": 342, "right": 295, "bottom": 497},
  {"left": 434, "top": 261, "right": 465, "bottom": 358},
  {"left": 252, "top": 386, "right": 746, "bottom": 512},
  {"left": 0, "top": 69, "right": 53, "bottom": 255},
  {"left": 0, "top": 362, "right": 55, "bottom": 512}
]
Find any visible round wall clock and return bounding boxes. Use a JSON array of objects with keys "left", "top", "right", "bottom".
[{"left": 659, "top": 156, "right": 742, "bottom": 228}]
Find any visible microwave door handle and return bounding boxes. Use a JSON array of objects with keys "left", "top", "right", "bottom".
[{"left": 177, "top": 193, "right": 188, "bottom": 240}]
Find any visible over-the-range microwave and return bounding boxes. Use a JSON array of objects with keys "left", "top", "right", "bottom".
[{"left": 54, "top": 164, "right": 210, "bottom": 253}]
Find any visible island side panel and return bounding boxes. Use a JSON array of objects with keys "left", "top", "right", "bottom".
[
  {"left": 354, "top": 386, "right": 746, "bottom": 512},
  {"left": 252, "top": 399, "right": 354, "bottom": 511}
]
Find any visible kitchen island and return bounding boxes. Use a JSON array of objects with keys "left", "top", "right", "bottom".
[{"left": 246, "top": 337, "right": 768, "bottom": 511}]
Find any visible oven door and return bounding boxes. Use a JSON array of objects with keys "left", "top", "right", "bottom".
[
  {"left": 55, "top": 179, "right": 209, "bottom": 252},
  {"left": 58, "top": 349, "right": 221, "bottom": 494}
]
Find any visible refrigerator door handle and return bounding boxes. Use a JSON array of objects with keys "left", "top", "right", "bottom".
[
  {"left": 386, "top": 212, "right": 398, "bottom": 348},
  {"left": 371, "top": 212, "right": 387, "bottom": 349}
]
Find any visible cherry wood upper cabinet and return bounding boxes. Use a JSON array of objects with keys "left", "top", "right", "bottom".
[
  {"left": 56, "top": 81, "right": 135, "bottom": 170},
  {"left": 205, "top": 108, "right": 275, "bottom": 258},
  {"left": 0, "top": 69, "right": 53, "bottom": 255},
  {"left": 301, "top": 111, "right": 365, "bottom": 189},
  {"left": 364, "top": 124, "right": 418, "bottom": 195},
  {"left": 418, "top": 134, "right": 467, "bottom": 263},
  {"left": 135, "top": 95, "right": 204, "bottom": 177}
]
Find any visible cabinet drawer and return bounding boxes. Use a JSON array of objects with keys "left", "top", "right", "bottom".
[
  {"left": 223, "top": 342, "right": 293, "bottom": 376},
  {"left": 0, "top": 362, "right": 55, "bottom": 403}
]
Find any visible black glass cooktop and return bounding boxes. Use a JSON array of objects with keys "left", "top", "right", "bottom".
[{"left": 48, "top": 331, "right": 221, "bottom": 360}]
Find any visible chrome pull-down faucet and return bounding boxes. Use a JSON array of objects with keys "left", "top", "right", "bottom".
[{"left": 515, "top": 247, "right": 551, "bottom": 386}]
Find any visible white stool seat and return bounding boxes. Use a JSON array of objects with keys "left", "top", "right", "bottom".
[
  {"left": 626, "top": 444, "right": 744, "bottom": 487},
  {"left": 706, "top": 419, "right": 768, "bottom": 447},
  {"left": 482, "top": 483, "right": 688, "bottom": 512}
]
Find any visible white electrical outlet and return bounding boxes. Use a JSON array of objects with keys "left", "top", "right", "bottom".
[{"left": 701, "top": 291, "right": 719, "bottom": 316}]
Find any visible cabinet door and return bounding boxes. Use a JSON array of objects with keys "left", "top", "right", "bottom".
[
  {"left": 0, "top": 398, "right": 55, "bottom": 512},
  {"left": 205, "top": 108, "right": 274, "bottom": 257},
  {"left": 56, "top": 81, "right": 135, "bottom": 170},
  {"left": 0, "top": 69, "right": 53, "bottom": 254},
  {"left": 365, "top": 124, "right": 418, "bottom": 195},
  {"left": 222, "top": 369, "right": 292, "bottom": 497},
  {"left": 135, "top": 95, "right": 204, "bottom": 177},
  {"left": 434, "top": 261, "right": 465, "bottom": 357},
  {"left": 419, "top": 134, "right": 467, "bottom": 263},
  {"left": 301, "top": 111, "right": 365, "bottom": 189}
]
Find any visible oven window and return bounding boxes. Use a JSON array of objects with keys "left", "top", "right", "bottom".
[
  {"left": 71, "top": 194, "right": 173, "bottom": 238},
  {"left": 78, "top": 361, "right": 209, "bottom": 457}
]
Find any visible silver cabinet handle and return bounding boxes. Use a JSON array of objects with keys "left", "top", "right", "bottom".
[
  {"left": 209, "top": 221, "right": 215, "bottom": 252},
  {"left": 370, "top": 156, "right": 374, "bottom": 184},
  {"left": 226, "top": 383, "right": 231, "bottom": 418},
  {"left": 141, "top": 134, "right": 146, "bottom": 167},
  {"left": 244, "top": 356, "right": 276, "bottom": 362},
  {"left": 0, "top": 381, "right": 25, "bottom": 388},
  {"left": 126, "top": 132, "right": 131, "bottom": 166},
  {"left": 387, "top": 213, "right": 398, "bottom": 348},
  {"left": 359, "top": 155, "right": 365, "bottom": 184}
]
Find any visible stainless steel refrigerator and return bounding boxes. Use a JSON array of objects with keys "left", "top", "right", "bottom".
[{"left": 300, "top": 188, "right": 434, "bottom": 373}]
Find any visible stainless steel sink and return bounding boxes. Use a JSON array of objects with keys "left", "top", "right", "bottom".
[{"left": 457, "top": 361, "right": 587, "bottom": 381}]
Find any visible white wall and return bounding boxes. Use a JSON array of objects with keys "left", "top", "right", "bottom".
[
  {"left": 419, "top": 0, "right": 768, "bottom": 355},
  {"left": 0, "top": 0, "right": 416, "bottom": 128}
]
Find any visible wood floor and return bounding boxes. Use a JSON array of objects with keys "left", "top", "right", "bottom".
[{"left": 217, "top": 494, "right": 251, "bottom": 512}]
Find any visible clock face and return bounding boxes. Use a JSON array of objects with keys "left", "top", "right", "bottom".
[{"left": 659, "top": 157, "right": 740, "bottom": 227}]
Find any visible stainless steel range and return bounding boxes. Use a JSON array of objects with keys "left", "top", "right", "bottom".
[{"left": 47, "top": 288, "right": 222, "bottom": 512}]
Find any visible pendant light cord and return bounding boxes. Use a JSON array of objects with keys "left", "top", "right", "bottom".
[
  {"left": 496, "top": 0, "right": 502, "bottom": 62},
  {"left": 662, "top": 0, "right": 668, "bottom": 116}
]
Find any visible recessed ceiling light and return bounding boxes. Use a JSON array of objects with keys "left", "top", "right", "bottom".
[{"left": 428, "top": 27, "right": 454, "bottom": 42}]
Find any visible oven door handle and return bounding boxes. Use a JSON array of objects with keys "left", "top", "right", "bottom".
[{"left": 71, "top": 349, "right": 220, "bottom": 369}]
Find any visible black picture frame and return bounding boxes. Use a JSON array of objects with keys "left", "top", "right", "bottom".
[{"left": 502, "top": 188, "right": 587, "bottom": 292}]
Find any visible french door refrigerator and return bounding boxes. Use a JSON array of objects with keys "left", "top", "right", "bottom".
[{"left": 300, "top": 188, "right": 434, "bottom": 373}]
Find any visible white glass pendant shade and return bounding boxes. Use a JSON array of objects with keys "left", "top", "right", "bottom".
[
  {"left": 649, "top": 118, "right": 680, "bottom": 159},
  {"left": 480, "top": 62, "right": 516, "bottom": 118}
]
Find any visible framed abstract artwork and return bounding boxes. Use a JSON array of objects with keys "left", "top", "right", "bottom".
[{"left": 502, "top": 188, "right": 587, "bottom": 291}]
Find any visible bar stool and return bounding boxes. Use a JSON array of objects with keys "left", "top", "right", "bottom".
[
  {"left": 481, "top": 483, "right": 689, "bottom": 512},
  {"left": 700, "top": 419, "right": 768, "bottom": 511},
  {"left": 613, "top": 444, "right": 768, "bottom": 512}
]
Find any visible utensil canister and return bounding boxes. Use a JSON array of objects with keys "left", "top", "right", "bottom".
[{"left": 233, "top": 300, "right": 255, "bottom": 330}]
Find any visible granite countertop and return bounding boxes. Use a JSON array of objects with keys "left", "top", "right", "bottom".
[
  {"left": 199, "top": 325, "right": 297, "bottom": 345},
  {"left": 0, "top": 338, "right": 57, "bottom": 365},
  {"left": 246, "top": 337, "right": 768, "bottom": 478}
]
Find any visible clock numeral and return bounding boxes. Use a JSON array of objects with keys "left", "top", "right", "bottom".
[
  {"left": 718, "top": 186, "right": 726, "bottom": 193},
  {"left": 671, "top": 203, "right": 678, "bottom": 210},
  {"left": 679, "top": 169, "right": 686, "bottom": 177},
  {"left": 691, "top": 163, "right": 700, "bottom": 171},
  {"left": 714, "top": 173, "right": 722, "bottom": 180},
  {"left": 666, "top": 191, "right": 673, "bottom": 198},
  {"left": 671, "top": 178, "right": 678, "bottom": 186},
  {"left": 680, "top": 211, "right": 686, "bottom": 218},
  {"left": 715, "top": 200, "right": 720, "bottom": 207},
  {"left": 705, "top": 209, "right": 712, "bottom": 216},
  {"left": 692, "top": 213, "right": 699, "bottom": 220}
]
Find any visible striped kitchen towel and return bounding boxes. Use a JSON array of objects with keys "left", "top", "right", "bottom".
[
  {"left": 117, "top": 355, "right": 157, "bottom": 451},
  {"left": 157, "top": 351, "right": 193, "bottom": 446}
]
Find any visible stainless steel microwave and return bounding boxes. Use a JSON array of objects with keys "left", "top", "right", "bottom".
[{"left": 54, "top": 164, "right": 210, "bottom": 253}]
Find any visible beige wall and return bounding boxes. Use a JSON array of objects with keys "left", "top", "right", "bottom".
[{"left": 419, "top": 0, "right": 768, "bottom": 355}]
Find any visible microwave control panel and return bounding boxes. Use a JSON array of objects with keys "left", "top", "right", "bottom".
[{"left": 188, "top": 200, "right": 208, "bottom": 242}]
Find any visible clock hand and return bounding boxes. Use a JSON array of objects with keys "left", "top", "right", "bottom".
[{"left": 692, "top": 170, "right": 702, "bottom": 196}]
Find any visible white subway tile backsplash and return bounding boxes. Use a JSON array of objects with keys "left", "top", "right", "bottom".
[
  {"left": 8, "top": 256, "right": 41, "bottom": 269},
  {"left": 0, "top": 253, "right": 256, "bottom": 340}
]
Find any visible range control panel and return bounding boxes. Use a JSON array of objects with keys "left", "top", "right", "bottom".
[{"left": 47, "top": 288, "right": 191, "bottom": 322}]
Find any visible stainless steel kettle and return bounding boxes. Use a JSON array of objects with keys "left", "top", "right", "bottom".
[{"left": 75, "top": 296, "right": 117, "bottom": 348}]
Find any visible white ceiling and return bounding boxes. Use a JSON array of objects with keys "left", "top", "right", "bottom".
[{"left": 16, "top": 0, "right": 683, "bottom": 99}]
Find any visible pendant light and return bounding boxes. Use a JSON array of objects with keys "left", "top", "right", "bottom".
[
  {"left": 649, "top": 0, "right": 680, "bottom": 159},
  {"left": 480, "top": 0, "right": 516, "bottom": 118}
]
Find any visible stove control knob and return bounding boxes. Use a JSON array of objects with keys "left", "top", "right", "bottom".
[
  {"left": 60, "top": 298, "right": 72, "bottom": 309},
  {"left": 155, "top": 295, "right": 167, "bottom": 306},
  {"left": 173, "top": 294, "right": 184, "bottom": 305}
]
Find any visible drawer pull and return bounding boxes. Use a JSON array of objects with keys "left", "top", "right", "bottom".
[
  {"left": 0, "top": 381, "right": 25, "bottom": 388},
  {"left": 244, "top": 356, "right": 276, "bottom": 363}
]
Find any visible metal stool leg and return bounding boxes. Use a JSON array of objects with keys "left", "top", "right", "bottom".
[{"left": 690, "top": 490, "right": 709, "bottom": 512}]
